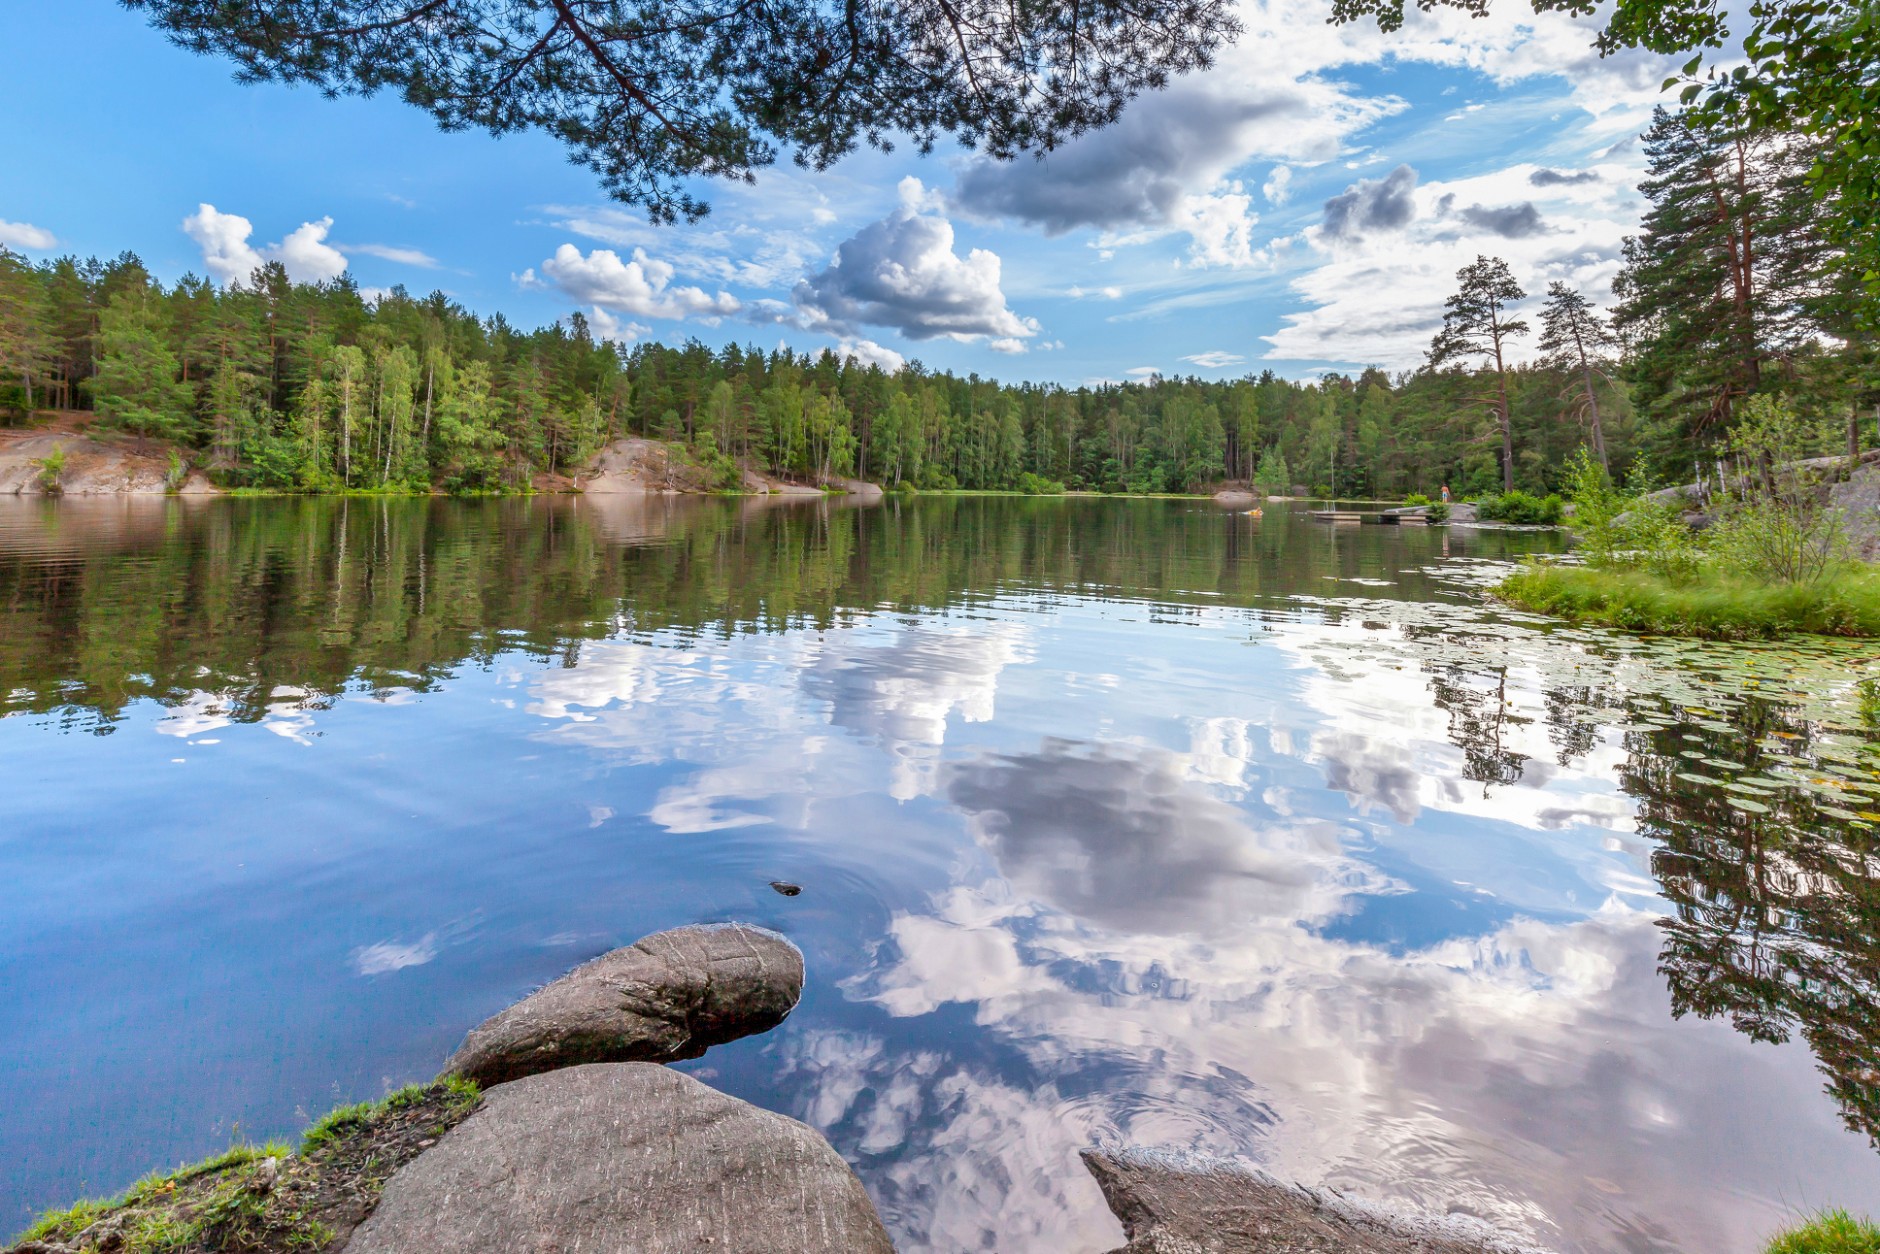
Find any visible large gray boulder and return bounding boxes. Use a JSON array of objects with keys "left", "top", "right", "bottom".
[
  {"left": 345, "top": 1063, "right": 895, "bottom": 1254},
  {"left": 1083, "top": 1149, "right": 1550, "bottom": 1254},
  {"left": 445, "top": 922, "right": 804, "bottom": 1088}
]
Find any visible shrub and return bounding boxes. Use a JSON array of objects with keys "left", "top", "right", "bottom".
[
  {"left": 1015, "top": 471, "right": 1065, "bottom": 496},
  {"left": 1403, "top": 493, "right": 1433, "bottom": 507},
  {"left": 1425, "top": 501, "right": 1449, "bottom": 523},
  {"left": 1709, "top": 395, "right": 1851, "bottom": 585},
  {"left": 1477, "top": 490, "right": 1565, "bottom": 525},
  {"left": 164, "top": 448, "right": 188, "bottom": 493},
  {"left": 31, "top": 443, "right": 66, "bottom": 493}
]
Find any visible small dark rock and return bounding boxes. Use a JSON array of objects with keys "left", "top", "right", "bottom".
[
  {"left": 444, "top": 922, "right": 804, "bottom": 1088},
  {"left": 769, "top": 880, "right": 803, "bottom": 897}
]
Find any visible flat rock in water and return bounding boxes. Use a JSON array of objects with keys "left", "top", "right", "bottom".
[
  {"left": 1084, "top": 1149, "right": 1552, "bottom": 1254},
  {"left": 444, "top": 922, "right": 803, "bottom": 1087},
  {"left": 345, "top": 1063, "right": 895, "bottom": 1254}
]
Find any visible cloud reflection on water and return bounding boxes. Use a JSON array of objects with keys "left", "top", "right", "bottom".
[{"left": 510, "top": 600, "right": 1871, "bottom": 1253}]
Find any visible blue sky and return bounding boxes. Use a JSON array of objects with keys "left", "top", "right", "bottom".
[{"left": 0, "top": 1, "right": 1677, "bottom": 384}]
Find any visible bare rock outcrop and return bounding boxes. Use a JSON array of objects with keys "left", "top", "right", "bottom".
[
  {"left": 0, "top": 425, "right": 216, "bottom": 495},
  {"left": 1831, "top": 459, "right": 1880, "bottom": 560},
  {"left": 1084, "top": 1148, "right": 1552, "bottom": 1254},
  {"left": 444, "top": 922, "right": 804, "bottom": 1088},
  {"left": 345, "top": 1062, "right": 895, "bottom": 1254}
]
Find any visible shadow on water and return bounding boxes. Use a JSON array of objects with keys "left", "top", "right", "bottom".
[{"left": 1, "top": 495, "right": 1877, "bottom": 1253}]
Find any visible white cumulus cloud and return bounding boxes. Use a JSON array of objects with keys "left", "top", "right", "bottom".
[
  {"left": 795, "top": 178, "right": 1038, "bottom": 347},
  {"left": 838, "top": 338, "right": 907, "bottom": 372},
  {"left": 0, "top": 220, "right": 57, "bottom": 251},
  {"left": 532, "top": 243, "right": 740, "bottom": 321},
  {"left": 182, "top": 204, "right": 350, "bottom": 286}
]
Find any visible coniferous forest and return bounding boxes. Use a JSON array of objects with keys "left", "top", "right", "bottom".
[{"left": 0, "top": 105, "right": 1872, "bottom": 500}]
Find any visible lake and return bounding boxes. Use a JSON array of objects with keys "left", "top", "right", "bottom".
[{"left": 3, "top": 494, "right": 1877, "bottom": 1252}]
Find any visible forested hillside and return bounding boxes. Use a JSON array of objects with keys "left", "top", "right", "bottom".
[{"left": 0, "top": 107, "right": 1869, "bottom": 498}]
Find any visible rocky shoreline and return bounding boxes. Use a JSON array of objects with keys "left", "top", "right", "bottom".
[{"left": 8, "top": 923, "right": 1555, "bottom": 1253}]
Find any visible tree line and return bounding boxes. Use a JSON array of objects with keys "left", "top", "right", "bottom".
[{"left": 0, "top": 107, "right": 1871, "bottom": 499}]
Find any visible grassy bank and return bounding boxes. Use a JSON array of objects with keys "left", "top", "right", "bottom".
[
  {"left": 1496, "top": 563, "right": 1880, "bottom": 639},
  {"left": 10, "top": 1079, "right": 480, "bottom": 1254},
  {"left": 1765, "top": 1210, "right": 1880, "bottom": 1253}
]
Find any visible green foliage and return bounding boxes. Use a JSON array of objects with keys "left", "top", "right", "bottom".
[
  {"left": 128, "top": 1, "right": 1237, "bottom": 226},
  {"left": 1403, "top": 493, "right": 1433, "bottom": 506},
  {"left": 1498, "top": 563, "right": 1880, "bottom": 639},
  {"left": 164, "top": 447, "right": 187, "bottom": 493},
  {"left": 32, "top": 442, "right": 66, "bottom": 492},
  {"left": 1764, "top": 1210, "right": 1880, "bottom": 1254},
  {"left": 1477, "top": 490, "right": 1564, "bottom": 525},
  {"left": 1425, "top": 501, "right": 1450, "bottom": 523},
  {"left": 1251, "top": 446, "right": 1291, "bottom": 494},
  {"left": 89, "top": 283, "right": 194, "bottom": 443},
  {"left": 1709, "top": 395, "right": 1852, "bottom": 585},
  {"left": 0, "top": 221, "right": 1846, "bottom": 505},
  {"left": 1015, "top": 471, "right": 1065, "bottom": 495}
]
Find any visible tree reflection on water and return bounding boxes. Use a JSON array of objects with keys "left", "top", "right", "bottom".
[{"left": 1626, "top": 704, "right": 1880, "bottom": 1146}]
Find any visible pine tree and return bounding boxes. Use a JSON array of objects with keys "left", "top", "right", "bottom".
[
  {"left": 0, "top": 249, "right": 54, "bottom": 417},
  {"left": 1614, "top": 108, "right": 1831, "bottom": 460},
  {"left": 1537, "top": 282, "right": 1619, "bottom": 471},
  {"left": 89, "top": 284, "right": 193, "bottom": 445},
  {"left": 1430, "top": 255, "right": 1529, "bottom": 492}
]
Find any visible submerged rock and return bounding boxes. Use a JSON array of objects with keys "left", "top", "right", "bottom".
[
  {"left": 347, "top": 1062, "right": 895, "bottom": 1254},
  {"left": 1083, "top": 1148, "right": 1551, "bottom": 1254},
  {"left": 445, "top": 922, "right": 804, "bottom": 1088}
]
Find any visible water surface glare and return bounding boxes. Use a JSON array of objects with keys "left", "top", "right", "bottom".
[{"left": 3, "top": 496, "right": 1878, "bottom": 1252}]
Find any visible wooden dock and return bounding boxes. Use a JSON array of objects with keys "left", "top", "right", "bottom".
[{"left": 1308, "top": 508, "right": 1436, "bottom": 525}]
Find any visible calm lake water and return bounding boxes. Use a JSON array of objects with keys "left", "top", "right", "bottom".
[{"left": 3, "top": 495, "right": 1878, "bottom": 1252}]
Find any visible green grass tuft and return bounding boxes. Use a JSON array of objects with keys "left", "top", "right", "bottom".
[
  {"left": 297, "top": 1101, "right": 378, "bottom": 1155},
  {"left": 16, "top": 1196, "right": 116, "bottom": 1242},
  {"left": 1765, "top": 1210, "right": 1880, "bottom": 1253},
  {"left": 1496, "top": 563, "right": 1880, "bottom": 639}
]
